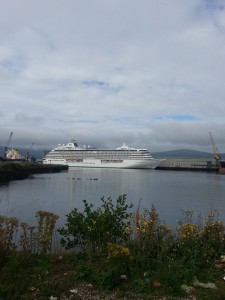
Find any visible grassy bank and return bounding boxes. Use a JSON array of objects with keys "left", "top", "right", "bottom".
[
  {"left": 1, "top": 195, "right": 225, "bottom": 299},
  {"left": 0, "top": 162, "right": 68, "bottom": 181}
]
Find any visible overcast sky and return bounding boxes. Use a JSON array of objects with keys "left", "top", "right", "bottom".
[{"left": 1, "top": 0, "right": 225, "bottom": 153}]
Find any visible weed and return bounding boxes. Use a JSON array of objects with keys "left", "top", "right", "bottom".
[
  {"left": 35, "top": 211, "right": 59, "bottom": 254},
  {"left": 130, "top": 204, "right": 173, "bottom": 268}
]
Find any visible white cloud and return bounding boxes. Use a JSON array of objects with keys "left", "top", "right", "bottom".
[{"left": 0, "top": 0, "right": 225, "bottom": 153}]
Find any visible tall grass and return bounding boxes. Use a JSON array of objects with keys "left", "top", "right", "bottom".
[{"left": 0, "top": 211, "right": 59, "bottom": 260}]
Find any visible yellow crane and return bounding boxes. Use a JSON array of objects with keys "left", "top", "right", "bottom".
[{"left": 209, "top": 132, "right": 221, "bottom": 165}]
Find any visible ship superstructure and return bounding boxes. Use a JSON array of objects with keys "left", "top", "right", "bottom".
[
  {"left": 5, "top": 149, "right": 22, "bottom": 160},
  {"left": 42, "top": 140, "right": 164, "bottom": 169}
]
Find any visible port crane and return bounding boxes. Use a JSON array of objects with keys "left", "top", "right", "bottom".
[
  {"left": 209, "top": 132, "right": 221, "bottom": 167},
  {"left": 25, "top": 142, "right": 34, "bottom": 161},
  {"left": 4, "top": 132, "right": 13, "bottom": 158}
]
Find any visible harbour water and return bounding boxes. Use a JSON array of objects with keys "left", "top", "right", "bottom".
[{"left": 0, "top": 168, "right": 225, "bottom": 228}]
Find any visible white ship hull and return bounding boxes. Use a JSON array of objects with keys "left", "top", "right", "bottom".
[
  {"left": 42, "top": 141, "right": 165, "bottom": 169},
  {"left": 43, "top": 158, "right": 163, "bottom": 169}
]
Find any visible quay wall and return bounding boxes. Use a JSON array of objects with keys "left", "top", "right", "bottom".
[{"left": 156, "top": 158, "right": 219, "bottom": 172}]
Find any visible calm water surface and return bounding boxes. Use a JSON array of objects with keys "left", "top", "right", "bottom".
[{"left": 0, "top": 168, "right": 225, "bottom": 228}]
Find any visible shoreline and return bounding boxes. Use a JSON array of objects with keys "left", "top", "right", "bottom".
[
  {"left": 0, "top": 162, "right": 68, "bottom": 182},
  {"left": 0, "top": 158, "right": 222, "bottom": 183}
]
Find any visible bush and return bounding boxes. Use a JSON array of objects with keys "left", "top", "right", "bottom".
[
  {"left": 58, "top": 195, "right": 133, "bottom": 257},
  {"left": 2, "top": 196, "right": 225, "bottom": 298},
  {"left": 130, "top": 205, "right": 173, "bottom": 268},
  {"left": 176, "top": 209, "right": 225, "bottom": 268}
]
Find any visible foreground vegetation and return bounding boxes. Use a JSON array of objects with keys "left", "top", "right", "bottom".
[{"left": 1, "top": 195, "right": 225, "bottom": 299}]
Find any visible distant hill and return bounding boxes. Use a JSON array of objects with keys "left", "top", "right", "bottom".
[{"left": 152, "top": 149, "right": 221, "bottom": 159}]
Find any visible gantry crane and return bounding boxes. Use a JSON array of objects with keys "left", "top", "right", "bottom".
[{"left": 4, "top": 132, "right": 13, "bottom": 158}]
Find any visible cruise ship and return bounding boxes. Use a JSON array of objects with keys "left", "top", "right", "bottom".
[{"left": 42, "top": 140, "right": 164, "bottom": 169}]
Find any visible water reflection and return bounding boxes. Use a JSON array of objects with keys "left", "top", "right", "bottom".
[{"left": 0, "top": 169, "right": 225, "bottom": 228}]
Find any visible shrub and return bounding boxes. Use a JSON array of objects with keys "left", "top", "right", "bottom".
[
  {"left": 107, "top": 242, "right": 133, "bottom": 275},
  {"left": 200, "top": 210, "right": 225, "bottom": 265},
  {"left": 130, "top": 204, "right": 173, "bottom": 268},
  {"left": 176, "top": 209, "right": 202, "bottom": 266},
  {"left": 176, "top": 209, "right": 225, "bottom": 268},
  {"left": 58, "top": 195, "right": 133, "bottom": 257}
]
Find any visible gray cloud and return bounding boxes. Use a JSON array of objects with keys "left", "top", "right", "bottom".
[{"left": 0, "top": 0, "right": 225, "bottom": 154}]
